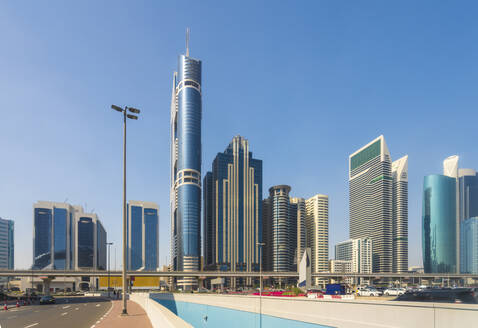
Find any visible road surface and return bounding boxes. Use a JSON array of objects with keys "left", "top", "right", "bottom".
[{"left": 0, "top": 296, "right": 111, "bottom": 328}]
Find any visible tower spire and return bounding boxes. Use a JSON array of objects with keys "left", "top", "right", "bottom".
[{"left": 186, "top": 27, "right": 190, "bottom": 57}]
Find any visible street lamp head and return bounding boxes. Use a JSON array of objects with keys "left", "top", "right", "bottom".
[
  {"left": 126, "top": 114, "right": 138, "bottom": 120},
  {"left": 111, "top": 104, "right": 123, "bottom": 112},
  {"left": 127, "top": 107, "right": 141, "bottom": 114}
]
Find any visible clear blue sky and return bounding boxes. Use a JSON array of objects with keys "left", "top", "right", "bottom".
[{"left": 1, "top": 1, "right": 477, "bottom": 269}]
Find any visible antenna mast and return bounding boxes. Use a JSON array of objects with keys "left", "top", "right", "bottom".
[{"left": 186, "top": 27, "right": 190, "bottom": 57}]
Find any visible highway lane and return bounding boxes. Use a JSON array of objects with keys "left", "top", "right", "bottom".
[{"left": 0, "top": 296, "right": 111, "bottom": 328}]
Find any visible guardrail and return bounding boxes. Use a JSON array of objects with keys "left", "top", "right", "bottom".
[{"left": 0, "top": 270, "right": 477, "bottom": 279}]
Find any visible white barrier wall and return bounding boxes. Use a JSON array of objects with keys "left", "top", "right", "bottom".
[
  {"left": 130, "top": 293, "right": 192, "bottom": 328},
  {"left": 150, "top": 293, "right": 478, "bottom": 328}
]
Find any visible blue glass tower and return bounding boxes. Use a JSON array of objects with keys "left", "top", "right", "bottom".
[
  {"left": 0, "top": 218, "right": 14, "bottom": 269},
  {"left": 33, "top": 202, "right": 76, "bottom": 270},
  {"left": 170, "top": 34, "right": 202, "bottom": 289},
  {"left": 127, "top": 201, "right": 159, "bottom": 271},
  {"left": 460, "top": 217, "right": 478, "bottom": 274},
  {"left": 422, "top": 175, "right": 457, "bottom": 273}
]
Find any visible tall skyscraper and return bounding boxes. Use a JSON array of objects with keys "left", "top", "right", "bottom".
[
  {"left": 33, "top": 202, "right": 76, "bottom": 270},
  {"left": 75, "top": 212, "right": 106, "bottom": 270},
  {"left": 170, "top": 32, "right": 202, "bottom": 289},
  {"left": 265, "top": 185, "right": 292, "bottom": 272},
  {"left": 127, "top": 201, "right": 159, "bottom": 271},
  {"left": 458, "top": 169, "right": 478, "bottom": 221},
  {"left": 349, "top": 135, "right": 408, "bottom": 273},
  {"left": 305, "top": 194, "right": 329, "bottom": 285},
  {"left": 290, "top": 197, "right": 306, "bottom": 270},
  {"left": 203, "top": 136, "right": 262, "bottom": 286},
  {"left": 423, "top": 156, "right": 478, "bottom": 273},
  {"left": 460, "top": 217, "right": 478, "bottom": 274},
  {"left": 392, "top": 155, "right": 408, "bottom": 273},
  {"left": 33, "top": 201, "right": 106, "bottom": 271},
  {"left": 262, "top": 198, "right": 272, "bottom": 272},
  {"left": 203, "top": 172, "right": 213, "bottom": 269},
  {"left": 422, "top": 174, "right": 457, "bottom": 273},
  {"left": 0, "top": 218, "right": 14, "bottom": 269}
]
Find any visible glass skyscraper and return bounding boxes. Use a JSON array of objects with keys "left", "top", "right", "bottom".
[
  {"left": 0, "top": 218, "right": 14, "bottom": 269},
  {"left": 33, "top": 202, "right": 76, "bottom": 270},
  {"left": 33, "top": 201, "right": 106, "bottom": 270},
  {"left": 266, "top": 185, "right": 292, "bottom": 272},
  {"left": 127, "top": 201, "right": 159, "bottom": 271},
  {"left": 424, "top": 156, "right": 478, "bottom": 273},
  {"left": 349, "top": 135, "right": 408, "bottom": 273},
  {"left": 203, "top": 136, "right": 262, "bottom": 287},
  {"left": 460, "top": 217, "right": 478, "bottom": 274},
  {"left": 422, "top": 175, "right": 457, "bottom": 273},
  {"left": 170, "top": 38, "right": 202, "bottom": 289},
  {"left": 75, "top": 212, "right": 106, "bottom": 270}
]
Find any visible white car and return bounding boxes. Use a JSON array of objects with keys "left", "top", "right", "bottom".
[
  {"left": 383, "top": 288, "right": 406, "bottom": 296},
  {"left": 357, "top": 287, "right": 381, "bottom": 296}
]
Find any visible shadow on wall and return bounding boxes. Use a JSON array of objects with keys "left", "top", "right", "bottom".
[
  {"left": 149, "top": 293, "right": 330, "bottom": 328},
  {"left": 150, "top": 293, "right": 178, "bottom": 315}
]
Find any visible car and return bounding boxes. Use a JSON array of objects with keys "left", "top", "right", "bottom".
[
  {"left": 357, "top": 287, "right": 382, "bottom": 297},
  {"left": 384, "top": 288, "right": 406, "bottom": 296},
  {"left": 395, "top": 288, "right": 477, "bottom": 304},
  {"left": 39, "top": 295, "right": 56, "bottom": 304}
]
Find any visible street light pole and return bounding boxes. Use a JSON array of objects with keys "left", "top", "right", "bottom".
[
  {"left": 257, "top": 242, "right": 265, "bottom": 328},
  {"left": 111, "top": 104, "right": 140, "bottom": 315},
  {"left": 106, "top": 242, "right": 113, "bottom": 298}
]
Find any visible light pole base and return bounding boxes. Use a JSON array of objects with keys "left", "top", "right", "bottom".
[{"left": 121, "top": 309, "right": 128, "bottom": 315}]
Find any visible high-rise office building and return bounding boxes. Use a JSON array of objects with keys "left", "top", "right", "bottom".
[
  {"left": 458, "top": 169, "right": 478, "bottom": 221},
  {"left": 203, "top": 136, "right": 262, "bottom": 286},
  {"left": 460, "top": 217, "right": 478, "bottom": 274},
  {"left": 262, "top": 198, "right": 272, "bottom": 272},
  {"left": 290, "top": 197, "right": 306, "bottom": 270},
  {"left": 305, "top": 194, "right": 329, "bottom": 285},
  {"left": 335, "top": 238, "right": 372, "bottom": 274},
  {"left": 422, "top": 175, "right": 457, "bottom": 273},
  {"left": 267, "top": 185, "right": 292, "bottom": 272},
  {"left": 75, "top": 212, "right": 106, "bottom": 270},
  {"left": 127, "top": 201, "right": 159, "bottom": 271},
  {"left": 33, "top": 202, "right": 77, "bottom": 270},
  {"left": 170, "top": 33, "right": 202, "bottom": 289},
  {"left": 349, "top": 135, "right": 408, "bottom": 273},
  {"left": 424, "top": 156, "right": 478, "bottom": 273},
  {"left": 203, "top": 172, "right": 213, "bottom": 269},
  {"left": 0, "top": 218, "right": 14, "bottom": 269},
  {"left": 392, "top": 155, "right": 408, "bottom": 273},
  {"left": 33, "top": 201, "right": 106, "bottom": 271}
]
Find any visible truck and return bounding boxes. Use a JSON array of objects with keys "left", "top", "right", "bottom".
[{"left": 325, "top": 284, "right": 346, "bottom": 295}]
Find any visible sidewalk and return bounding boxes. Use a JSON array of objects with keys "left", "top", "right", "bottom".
[{"left": 94, "top": 299, "right": 153, "bottom": 328}]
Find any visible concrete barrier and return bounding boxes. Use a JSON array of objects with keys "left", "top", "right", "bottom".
[
  {"left": 130, "top": 293, "right": 192, "bottom": 328},
  {"left": 151, "top": 293, "right": 478, "bottom": 328}
]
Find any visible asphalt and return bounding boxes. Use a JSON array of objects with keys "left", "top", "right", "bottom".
[{"left": 0, "top": 296, "right": 111, "bottom": 328}]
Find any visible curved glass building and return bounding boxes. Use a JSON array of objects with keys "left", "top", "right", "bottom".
[
  {"left": 422, "top": 175, "right": 457, "bottom": 273},
  {"left": 269, "top": 185, "right": 292, "bottom": 272},
  {"left": 170, "top": 47, "right": 202, "bottom": 289}
]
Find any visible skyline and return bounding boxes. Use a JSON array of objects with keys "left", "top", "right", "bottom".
[{"left": 2, "top": 1, "right": 478, "bottom": 270}]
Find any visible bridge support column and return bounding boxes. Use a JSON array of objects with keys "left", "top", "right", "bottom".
[{"left": 41, "top": 276, "right": 55, "bottom": 295}]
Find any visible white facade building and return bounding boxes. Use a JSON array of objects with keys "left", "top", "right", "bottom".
[
  {"left": 305, "top": 194, "right": 329, "bottom": 286},
  {"left": 349, "top": 135, "right": 408, "bottom": 273},
  {"left": 335, "top": 238, "right": 372, "bottom": 274}
]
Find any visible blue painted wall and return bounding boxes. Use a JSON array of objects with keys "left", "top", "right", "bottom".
[{"left": 151, "top": 296, "right": 332, "bottom": 328}]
